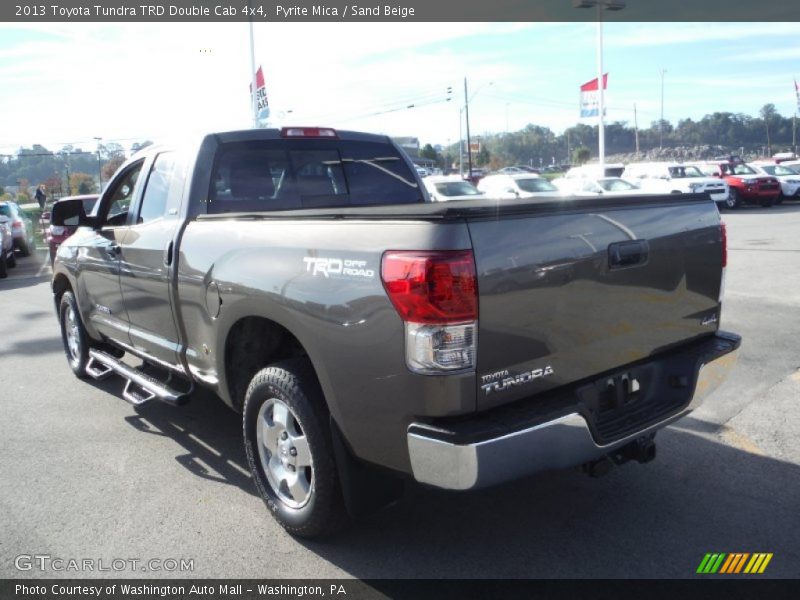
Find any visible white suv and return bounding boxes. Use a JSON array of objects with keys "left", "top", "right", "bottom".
[{"left": 622, "top": 163, "right": 729, "bottom": 204}]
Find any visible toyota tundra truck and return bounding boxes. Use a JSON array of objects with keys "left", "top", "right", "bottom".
[{"left": 50, "top": 127, "right": 740, "bottom": 537}]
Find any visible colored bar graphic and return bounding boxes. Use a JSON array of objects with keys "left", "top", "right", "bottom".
[
  {"left": 710, "top": 553, "right": 726, "bottom": 573},
  {"left": 719, "top": 554, "right": 736, "bottom": 574},
  {"left": 697, "top": 554, "right": 712, "bottom": 573},
  {"left": 697, "top": 552, "right": 771, "bottom": 574},
  {"left": 758, "top": 554, "right": 773, "bottom": 573},
  {"left": 734, "top": 553, "right": 750, "bottom": 573}
]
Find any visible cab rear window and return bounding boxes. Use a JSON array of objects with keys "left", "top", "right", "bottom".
[{"left": 208, "top": 140, "right": 422, "bottom": 213}]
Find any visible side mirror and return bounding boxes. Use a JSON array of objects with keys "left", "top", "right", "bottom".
[{"left": 51, "top": 199, "right": 95, "bottom": 228}]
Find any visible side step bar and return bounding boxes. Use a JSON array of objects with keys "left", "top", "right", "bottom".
[{"left": 87, "top": 349, "right": 190, "bottom": 407}]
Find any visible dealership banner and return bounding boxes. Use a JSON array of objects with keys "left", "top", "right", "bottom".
[
  {"left": 249, "top": 66, "right": 270, "bottom": 122},
  {"left": 580, "top": 74, "right": 608, "bottom": 118}
]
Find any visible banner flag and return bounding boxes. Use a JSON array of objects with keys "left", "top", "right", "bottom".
[
  {"left": 580, "top": 74, "right": 608, "bottom": 118},
  {"left": 249, "top": 66, "right": 270, "bottom": 121},
  {"left": 795, "top": 79, "right": 800, "bottom": 112}
]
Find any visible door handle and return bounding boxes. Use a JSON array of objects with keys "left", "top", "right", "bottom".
[
  {"left": 163, "top": 241, "right": 174, "bottom": 267},
  {"left": 106, "top": 244, "right": 120, "bottom": 257},
  {"left": 608, "top": 240, "right": 649, "bottom": 270}
]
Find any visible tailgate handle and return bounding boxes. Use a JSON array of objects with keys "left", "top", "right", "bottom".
[{"left": 608, "top": 240, "right": 649, "bottom": 269}]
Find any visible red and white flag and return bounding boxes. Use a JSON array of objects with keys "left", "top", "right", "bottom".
[
  {"left": 795, "top": 79, "right": 800, "bottom": 112},
  {"left": 580, "top": 74, "right": 608, "bottom": 118},
  {"left": 249, "top": 66, "right": 269, "bottom": 120}
]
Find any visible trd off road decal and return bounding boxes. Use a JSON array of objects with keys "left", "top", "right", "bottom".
[{"left": 303, "top": 256, "right": 375, "bottom": 279}]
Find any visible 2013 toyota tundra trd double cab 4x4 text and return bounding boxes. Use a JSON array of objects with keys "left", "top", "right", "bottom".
[{"left": 50, "top": 127, "right": 740, "bottom": 537}]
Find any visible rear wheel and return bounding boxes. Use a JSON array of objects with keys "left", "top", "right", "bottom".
[
  {"left": 17, "top": 238, "right": 30, "bottom": 257},
  {"left": 724, "top": 189, "right": 742, "bottom": 210},
  {"left": 243, "top": 358, "right": 347, "bottom": 538},
  {"left": 775, "top": 194, "right": 784, "bottom": 205},
  {"left": 58, "top": 291, "right": 90, "bottom": 378},
  {"left": 7, "top": 252, "right": 15, "bottom": 268},
  {"left": 0, "top": 252, "right": 7, "bottom": 278}
]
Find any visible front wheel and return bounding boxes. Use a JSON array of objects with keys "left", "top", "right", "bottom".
[
  {"left": 243, "top": 359, "right": 347, "bottom": 538},
  {"left": 724, "top": 189, "right": 742, "bottom": 210},
  {"left": 58, "top": 291, "right": 90, "bottom": 377}
]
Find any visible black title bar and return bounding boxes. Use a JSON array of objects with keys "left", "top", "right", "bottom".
[{"left": 3, "top": 0, "right": 800, "bottom": 22}]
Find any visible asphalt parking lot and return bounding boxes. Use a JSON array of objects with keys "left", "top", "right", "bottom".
[{"left": 1, "top": 203, "right": 798, "bottom": 579}]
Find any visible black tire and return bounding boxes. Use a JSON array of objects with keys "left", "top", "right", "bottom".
[
  {"left": 17, "top": 238, "right": 30, "bottom": 257},
  {"left": 7, "top": 252, "right": 15, "bottom": 268},
  {"left": 774, "top": 194, "right": 784, "bottom": 205},
  {"left": 243, "top": 358, "right": 347, "bottom": 538},
  {"left": 0, "top": 252, "right": 7, "bottom": 278},
  {"left": 58, "top": 291, "right": 90, "bottom": 378},
  {"left": 760, "top": 196, "right": 775, "bottom": 208},
  {"left": 724, "top": 189, "right": 742, "bottom": 210}
]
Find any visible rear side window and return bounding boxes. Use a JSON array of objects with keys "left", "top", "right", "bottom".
[{"left": 208, "top": 140, "right": 421, "bottom": 213}]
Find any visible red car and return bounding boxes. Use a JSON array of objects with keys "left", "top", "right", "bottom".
[
  {"left": 44, "top": 195, "right": 98, "bottom": 263},
  {"left": 694, "top": 160, "right": 780, "bottom": 209}
]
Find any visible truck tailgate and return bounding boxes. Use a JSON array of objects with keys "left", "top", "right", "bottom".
[{"left": 469, "top": 197, "right": 723, "bottom": 411}]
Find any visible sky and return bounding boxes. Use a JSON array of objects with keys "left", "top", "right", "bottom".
[{"left": 1, "top": 21, "right": 799, "bottom": 156}]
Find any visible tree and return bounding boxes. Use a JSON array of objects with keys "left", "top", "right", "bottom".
[
  {"left": 475, "top": 145, "right": 490, "bottom": 166},
  {"left": 760, "top": 103, "right": 776, "bottom": 157},
  {"left": 102, "top": 155, "right": 126, "bottom": 181},
  {"left": 130, "top": 140, "right": 154, "bottom": 154},
  {"left": 573, "top": 147, "right": 591, "bottom": 165},
  {"left": 419, "top": 143, "right": 438, "bottom": 161},
  {"left": 69, "top": 172, "right": 97, "bottom": 195}
]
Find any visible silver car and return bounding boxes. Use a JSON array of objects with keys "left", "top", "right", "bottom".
[
  {"left": 0, "top": 215, "right": 17, "bottom": 278},
  {"left": 0, "top": 201, "right": 36, "bottom": 256}
]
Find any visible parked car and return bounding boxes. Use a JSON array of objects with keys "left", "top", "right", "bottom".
[
  {"left": 692, "top": 160, "right": 780, "bottom": 209},
  {"left": 0, "top": 215, "right": 17, "bottom": 278},
  {"left": 423, "top": 175, "right": 485, "bottom": 201},
  {"left": 553, "top": 176, "right": 644, "bottom": 197},
  {"left": 498, "top": 165, "right": 539, "bottom": 175},
  {"left": 46, "top": 195, "right": 99, "bottom": 263},
  {"left": 0, "top": 201, "right": 36, "bottom": 256},
  {"left": 50, "top": 127, "right": 739, "bottom": 538},
  {"left": 477, "top": 173, "right": 560, "bottom": 199},
  {"left": 748, "top": 162, "right": 800, "bottom": 203},
  {"left": 622, "top": 163, "right": 730, "bottom": 206},
  {"left": 563, "top": 163, "right": 626, "bottom": 179}
]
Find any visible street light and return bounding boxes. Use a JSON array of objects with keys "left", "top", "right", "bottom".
[
  {"left": 659, "top": 68, "right": 667, "bottom": 149},
  {"left": 573, "top": 0, "right": 626, "bottom": 173},
  {"left": 93, "top": 136, "right": 102, "bottom": 192}
]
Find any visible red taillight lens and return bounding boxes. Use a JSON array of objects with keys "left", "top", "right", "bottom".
[
  {"left": 280, "top": 127, "right": 337, "bottom": 138},
  {"left": 720, "top": 221, "right": 727, "bottom": 268},
  {"left": 381, "top": 250, "right": 478, "bottom": 324},
  {"left": 12, "top": 219, "right": 22, "bottom": 228}
]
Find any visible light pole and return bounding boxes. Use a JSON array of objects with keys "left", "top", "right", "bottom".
[
  {"left": 461, "top": 79, "right": 493, "bottom": 178},
  {"left": 574, "top": 0, "right": 625, "bottom": 173},
  {"left": 93, "top": 136, "right": 102, "bottom": 191},
  {"left": 659, "top": 68, "right": 667, "bottom": 149}
]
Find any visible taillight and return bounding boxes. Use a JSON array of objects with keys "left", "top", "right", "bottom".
[
  {"left": 12, "top": 219, "right": 22, "bottom": 230},
  {"left": 720, "top": 221, "right": 727, "bottom": 268},
  {"left": 381, "top": 250, "right": 478, "bottom": 374},
  {"left": 280, "top": 127, "right": 337, "bottom": 138},
  {"left": 381, "top": 251, "right": 477, "bottom": 324},
  {"left": 719, "top": 221, "right": 727, "bottom": 304}
]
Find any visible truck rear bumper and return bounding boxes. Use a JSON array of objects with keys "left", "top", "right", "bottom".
[{"left": 407, "top": 331, "right": 740, "bottom": 490}]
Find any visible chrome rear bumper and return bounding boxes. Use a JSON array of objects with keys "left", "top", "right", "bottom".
[{"left": 408, "top": 333, "right": 740, "bottom": 490}]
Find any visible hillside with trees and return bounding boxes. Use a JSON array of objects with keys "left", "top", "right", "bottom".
[{"left": 441, "top": 104, "right": 797, "bottom": 170}]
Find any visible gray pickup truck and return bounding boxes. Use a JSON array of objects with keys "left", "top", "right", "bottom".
[{"left": 51, "top": 127, "right": 740, "bottom": 537}]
